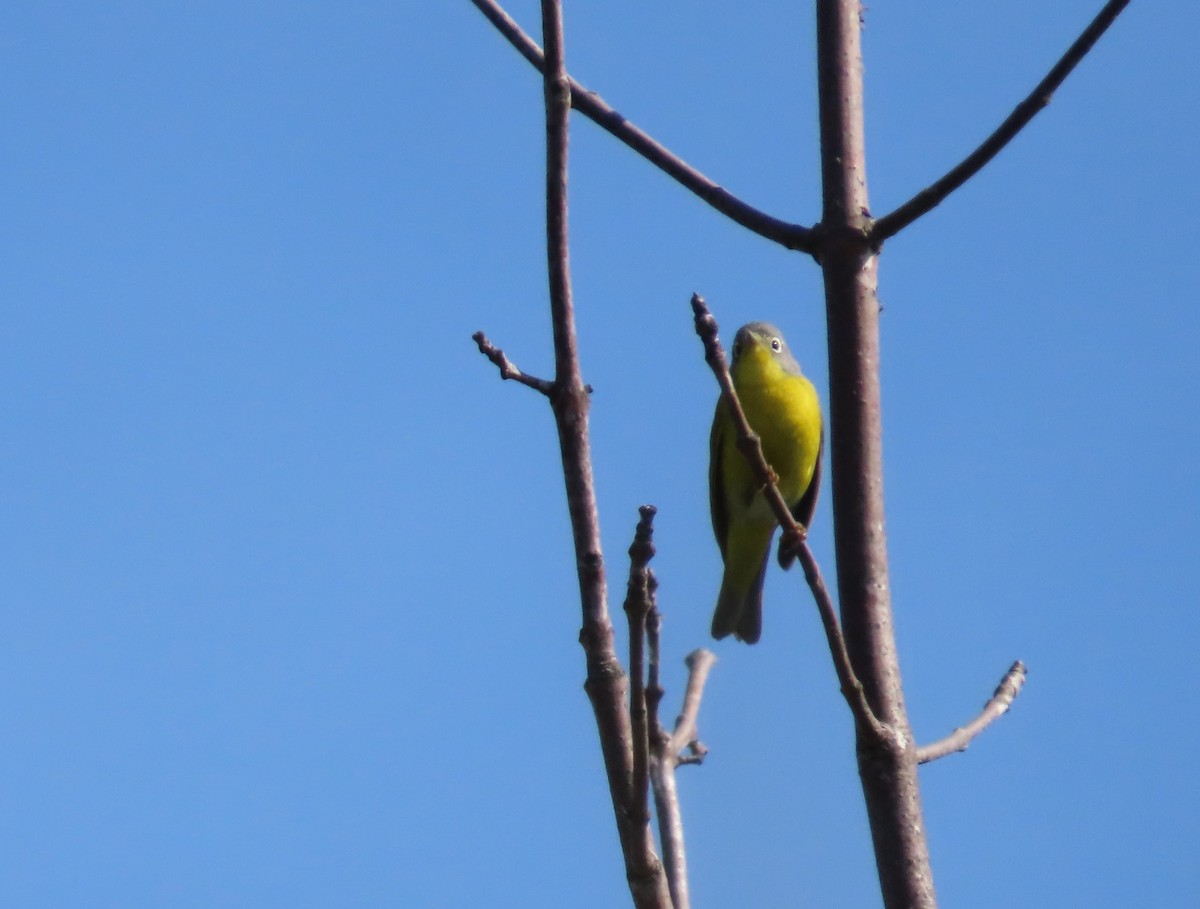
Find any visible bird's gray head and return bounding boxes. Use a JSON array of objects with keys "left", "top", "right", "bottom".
[{"left": 731, "top": 322, "right": 801, "bottom": 375}]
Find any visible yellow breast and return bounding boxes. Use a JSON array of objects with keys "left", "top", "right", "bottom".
[{"left": 730, "top": 347, "right": 822, "bottom": 508}]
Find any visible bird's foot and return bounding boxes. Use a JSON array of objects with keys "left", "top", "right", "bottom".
[{"left": 777, "top": 523, "right": 809, "bottom": 570}]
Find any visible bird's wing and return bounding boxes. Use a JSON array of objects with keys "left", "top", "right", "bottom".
[
  {"left": 779, "top": 427, "right": 823, "bottom": 570},
  {"left": 709, "top": 399, "right": 730, "bottom": 558},
  {"left": 791, "top": 426, "right": 823, "bottom": 531}
]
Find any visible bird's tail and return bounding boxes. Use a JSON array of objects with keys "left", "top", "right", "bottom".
[{"left": 711, "top": 549, "right": 770, "bottom": 644}]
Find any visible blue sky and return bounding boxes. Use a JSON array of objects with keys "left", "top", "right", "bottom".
[{"left": 3, "top": 2, "right": 1197, "bottom": 907}]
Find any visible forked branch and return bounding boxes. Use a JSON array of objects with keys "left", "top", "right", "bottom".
[
  {"left": 622, "top": 506, "right": 714, "bottom": 909},
  {"left": 871, "top": 0, "right": 1132, "bottom": 243},
  {"left": 646, "top": 614, "right": 716, "bottom": 909},
  {"left": 480, "top": 3, "right": 672, "bottom": 906}
]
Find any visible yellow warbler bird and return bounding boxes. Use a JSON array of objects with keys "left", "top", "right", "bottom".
[{"left": 709, "top": 322, "right": 823, "bottom": 643}]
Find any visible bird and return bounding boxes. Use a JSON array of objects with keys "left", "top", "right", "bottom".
[{"left": 709, "top": 322, "right": 823, "bottom": 644}]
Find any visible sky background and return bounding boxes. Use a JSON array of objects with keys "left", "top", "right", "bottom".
[{"left": 2, "top": 1, "right": 1197, "bottom": 907}]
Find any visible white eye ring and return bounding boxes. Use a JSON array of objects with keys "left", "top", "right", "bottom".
[{"left": 770, "top": 337, "right": 782, "bottom": 352}]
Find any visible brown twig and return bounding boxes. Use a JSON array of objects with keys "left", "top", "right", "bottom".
[
  {"left": 689, "top": 294, "right": 887, "bottom": 741},
  {"left": 644, "top": 594, "right": 665, "bottom": 759},
  {"left": 666, "top": 650, "right": 717, "bottom": 761},
  {"left": 917, "top": 661, "right": 1028, "bottom": 765},
  {"left": 789, "top": 540, "right": 887, "bottom": 740},
  {"left": 647, "top": 630, "right": 716, "bottom": 909},
  {"left": 623, "top": 506, "right": 658, "bottom": 833},
  {"left": 472, "top": 331, "right": 554, "bottom": 395},
  {"left": 467, "top": 0, "right": 817, "bottom": 254},
  {"left": 871, "top": 0, "right": 1132, "bottom": 244}
]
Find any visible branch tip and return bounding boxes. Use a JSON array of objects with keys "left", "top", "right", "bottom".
[
  {"left": 472, "top": 330, "right": 554, "bottom": 395},
  {"left": 916, "top": 660, "right": 1029, "bottom": 765},
  {"left": 624, "top": 505, "right": 654, "bottom": 833},
  {"left": 689, "top": 295, "right": 726, "bottom": 368},
  {"left": 628, "top": 505, "right": 658, "bottom": 567}
]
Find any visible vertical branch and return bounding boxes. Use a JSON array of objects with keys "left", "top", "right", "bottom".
[
  {"left": 650, "top": 648, "right": 716, "bottom": 909},
  {"left": 540, "top": 1, "right": 578, "bottom": 394},
  {"left": 643, "top": 606, "right": 673, "bottom": 902},
  {"left": 624, "top": 507, "right": 658, "bottom": 843},
  {"left": 538, "top": 4, "right": 672, "bottom": 907},
  {"left": 815, "top": 1, "right": 936, "bottom": 908}
]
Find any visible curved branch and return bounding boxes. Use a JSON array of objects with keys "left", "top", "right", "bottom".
[
  {"left": 917, "top": 661, "right": 1028, "bottom": 765},
  {"left": 871, "top": 0, "right": 1132, "bottom": 244},
  {"left": 690, "top": 293, "right": 887, "bottom": 743},
  {"left": 468, "top": 0, "right": 817, "bottom": 253}
]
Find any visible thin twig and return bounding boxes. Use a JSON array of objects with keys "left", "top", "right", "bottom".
[
  {"left": 689, "top": 293, "right": 887, "bottom": 742},
  {"left": 643, "top": 600, "right": 672, "bottom": 905},
  {"left": 649, "top": 760, "right": 687, "bottom": 909},
  {"left": 472, "top": 331, "right": 554, "bottom": 395},
  {"left": 667, "top": 650, "right": 717, "bottom": 759},
  {"left": 871, "top": 0, "right": 1132, "bottom": 243},
  {"left": 467, "top": 0, "right": 817, "bottom": 254},
  {"left": 690, "top": 296, "right": 802, "bottom": 534},
  {"left": 645, "top": 596, "right": 665, "bottom": 751},
  {"left": 623, "top": 506, "right": 658, "bottom": 832},
  {"left": 917, "top": 661, "right": 1028, "bottom": 765},
  {"left": 648, "top": 642, "right": 716, "bottom": 909},
  {"left": 539, "top": 0, "right": 575, "bottom": 390},
  {"left": 790, "top": 540, "right": 887, "bottom": 740}
]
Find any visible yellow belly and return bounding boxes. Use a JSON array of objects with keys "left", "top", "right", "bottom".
[{"left": 726, "top": 369, "right": 821, "bottom": 513}]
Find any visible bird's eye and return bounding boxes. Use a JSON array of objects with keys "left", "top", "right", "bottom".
[{"left": 771, "top": 337, "right": 782, "bottom": 352}]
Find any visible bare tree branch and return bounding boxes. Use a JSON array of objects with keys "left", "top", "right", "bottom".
[
  {"left": 467, "top": 0, "right": 817, "bottom": 253},
  {"left": 789, "top": 539, "right": 887, "bottom": 739},
  {"left": 644, "top": 591, "right": 665, "bottom": 760},
  {"left": 471, "top": 331, "right": 554, "bottom": 395},
  {"left": 647, "top": 633, "right": 716, "bottom": 909},
  {"left": 917, "top": 661, "right": 1028, "bottom": 765},
  {"left": 538, "top": 4, "right": 672, "bottom": 906},
  {"left": 689, "top": 293, "right": 887, "bottom": 741},
  {"left": 469, "top": 0, "right": 1117, "bottom": 903},
  {"left": 641, "top": 595, "right": 684, "bottom": 908},
  {"left": 666, "top": 650, "right": 717, "bottom": 759},
  {"left": 871, "top": 0, "right": 1131, "bottom": 244},
  {"left": 623, "top": 506, "right": 658, "bottom": 839},
  {"left": 814, "top": 1, "right": 937, "bottom": 905}
]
